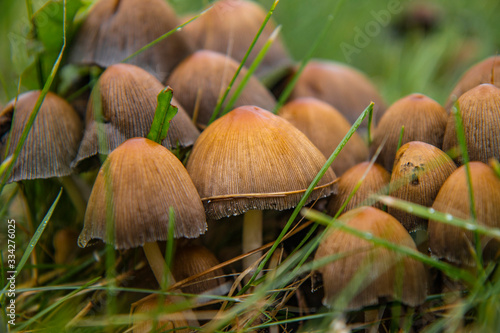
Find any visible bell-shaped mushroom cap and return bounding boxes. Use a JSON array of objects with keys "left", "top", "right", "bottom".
[
  {"left": 370, "top": 93, "right": 448, "bottom": 172},
  {"left": 279, "top": 97, "right": 368, "bottom": 176},
  {"left": 68, "top": 0, "right": 191, "bottom": 81},
  {"left": 428, "top": 162, "right": 500, "bottom": 266},
  {"left": 182, "top": 0, "right": 291, "bottom": 79},
  {"left": 314, "top": 206, "right": 427, "bottom": 310},
  {"left": 445, "top": 56, "right": 500, "bottom": 110},
  {"left": 186, "top": 106, "right": 337, "bottom": 220},
  {"left": 131, "top": 295, "right": 189, "bottom": 333},
  {"left": 0, "top": 91, "right": 83, "bottom": 183},
  {"left": 327, "top": 162, "right": 390, "bottom": 216},
  {"left": 172, "top": 243, "right": 226, "bottom": 295},
  {"left": 286, "top": 60, "right": 387, "bottom": 128},
  {"left": 389, "top": 141, "right": 457, "bottom": 232},
  {"left": 72, "top": 64, "right": 199, "bottom": 171},
  {"left": 78, "top": 138, "right": 207, "bottom": 250},
  {"left": 167, "top": 50, "right": 276, "bottom": 127},
  {"left": 442, "top": 84, "right": 500, "bottom": 165}
]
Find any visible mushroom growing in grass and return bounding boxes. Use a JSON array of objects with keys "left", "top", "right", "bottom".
[
  {"left": 78, "top": 137, "right": 207, "bottom": 286},
  {"left": 279, "top": 97, "right": 369, "bottom": 176},
  {"left": 428, "top": 162, "right": 500, "bottom": 266},
  {"left": 72, "top": 63, "right": 199, "bottom": 172},
  {"left": 370, "top": 93, "right": 448, "bottom": 172},
  {"left": 314, "top": 207, "right": 427, "bottom": 328},
  {"left": 186, "top": 106, "right": 337, "bottom": 272}
]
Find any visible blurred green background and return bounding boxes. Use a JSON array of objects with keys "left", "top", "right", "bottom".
[{"left": 0, "top": 0, "right": 499, "bottom": 106}]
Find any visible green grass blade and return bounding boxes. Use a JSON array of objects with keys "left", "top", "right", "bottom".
[
  {"left": 396, "top": 125, "right": 405, "bottom": 152},
  {"left": 0, "top": 0, "right": 68, "bottom": 195},
  {"left": 367, "top": 106, "right": 374, "bottom": 145},
  {"left": 302, "top": 208, "right": 476, "bottom": 285},
  {"left": 219, "top": 25, "right": 282, "bottom": 117},
  {"left": 147, "top": 87, "right": 178, "bottom": 144},
  {"left": 273, "top": 0, "right": 345, "bottom": 113},
  {"left": 241, "top": 103, "right": 374, "bottom": 293},
  {"left": 0, "top": 188, "right": 63, "bottom": 301},
  {"left": 490, "top": 158, "right": 500, "bottom": 179},
  {"left": 208, "top": 0, "right": 280, "bottom": 125}
]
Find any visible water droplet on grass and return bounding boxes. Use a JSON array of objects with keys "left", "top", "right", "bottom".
[{"left": 446, "top": 214, "right": 453, "bottom": 221}]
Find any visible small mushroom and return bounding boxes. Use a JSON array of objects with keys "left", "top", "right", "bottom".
[
  {"left": 370, "top": 93, "right": 448, "bottom": 172},
  {"left": 442, "top": 83, "right": 500, "bottom": 165},
  {"left": 389, "top": 141, "right": 457, "bottom": 232},
  {"left": 428, "top": 162, "right": 500, "bottom": 266},
  {"left": 279, "top": 97, "right": 368, "bottom": 176},
  {"left": 327, "top": 161, "right": 390, "bottom": 216},
  {"left": 78, "top": 137, "right": 207, "bottom": 285},
  {"left": 72, "top": 63, "right": 199, "bottom": 172},
  {"left": 68, "top": 0, "right": 191, "bottom": 81},
  {"left": 167, "top": 50, "right": 276, "bottom": 127},
  {"left": 131, "top": 295, "right": 190, "bottom": 333},
  {"left": 0, "top": 91, "right": 82, "bottom": 183},
  {"left": 314, "top": 206, "right": 427, "bottom": 311}
]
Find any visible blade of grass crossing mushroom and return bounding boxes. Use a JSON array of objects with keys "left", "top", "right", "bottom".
[
  {"left": 240, "top": 103, "right": 374, "bottom": 294},
  {"left": 147, "top": 87, "right": 178, "bottom": 144},
  {"left": 367, "top": 106, "right": 374, "bottom": 145},
  {"left": 0, "top": 0, "right": 67, "bottom": 195},
  {"left": 0, "top": 188, "right": 62, "bottom": 303},
  {"left": 396, "top": 125, "right": 405, "bottom": 152},
  {"left": 452, "top": 101, "right": 480, "bottom": 265},
  {"left": 490, "top": 158, "right": 500, "bottom": 178},
  {"left": 302, "top": 208, "right": 476, "bottom": 285},
  {"left": 219, "top": 25, "right": 282, "bottom": 117},
  {"left": 208, "top": 0, "right": 280, "bottom": 125},
  {"left": 273, "top": 0, "right": 345, "bottom": 113}
]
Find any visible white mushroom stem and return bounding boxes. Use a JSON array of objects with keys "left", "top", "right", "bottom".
[{"left": 242, "top": 210, "right": 263, "bottom": 276}]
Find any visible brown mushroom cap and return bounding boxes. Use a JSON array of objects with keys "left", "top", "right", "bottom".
[
  {"left": 286, "top": 60, "right": 387, "bottom": 128},
  {"left": 167, "top": 50, "right": 276, "bottom": 127},
  {"left": 327, "top": 162, "right": 390, "bottom": 216},
  {"left": 69, "top": 0, "right": 191, "bottom": 81},
  {"left": 0, "top": 91, "right": 83, "bottom": 182},
  {"left": 72, "top": 63, "right": 199, "bottom": 171},
  {"left": 442, "top": 83, "right": 500, "bottom": 165},
  {"left": 78, "top": 138, "right": 207, "bottom": 250},
  {"left": 389, "top": 141, "right": 457, "bottom": 232},
  {"left": 445, "top": 56, "right": 500, "bottom": 110},
  {"left": 279, "top": 97, "right": 368, "bottom": 176},
  {"left": 131, "top": 295, "right": 189, "bottom": 333},
  {"left": 370, "top": 93, "right": 448, "bottom": 172},
  {"left": 186, "top": 105, "right": 337, "bottom": 220},
  {"left": 182, "top": 0, "right": 291, "bottom": 79},
  {"left": 315, "top": 206, "right": 427, "bottom": 310},
  {"left": 428, "top": 162, "right": 500, "bottom": 266}
]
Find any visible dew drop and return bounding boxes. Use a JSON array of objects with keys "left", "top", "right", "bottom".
[
  {"left": 207, "top": 200, "right": 211, "bottom": 204},
  {"left": 428, "top": 208, "right": 435, "bottom": 214},
  {"left": 407, "top": 207, "right": 413, "bottom": 213},
  {"left": 445, "top": 214, "right": 453, "bottom": 221}
]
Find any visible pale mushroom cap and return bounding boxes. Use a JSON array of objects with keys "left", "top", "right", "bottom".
[
  {"left": 428, "top": 162, "right": 500, "bottom": 266},
  {"left": 69, "top": 0, "right": 191, "bottom": 81},
  {"left": 371, "top": 93, "right": 448, "bottom": 172},
  {"left": 131, "top": 295, "right": 189, "bottom": 333},
  {"left": 442, "top": 83, "right": 500, "bottom": 165},
  {"left": 315, "top": 206, "right": 427, "bottom": 310},
  {"left": 72, "top": 63, "right": 199, "bottom": 171},
  {"left": 167, "top": 50, "right": 276, "bottom": 126},
  {"left": 0, "top": 91, "right": 83, "bottom": 182},
  {"left": 279, "top": 97, "right": 368, "bottom": 176},
  {"left": 186, "top": 105, "right": 337, "bottom": 220},
  {"left": 78, "top": 138, "right": 207, "bottom": 250}
]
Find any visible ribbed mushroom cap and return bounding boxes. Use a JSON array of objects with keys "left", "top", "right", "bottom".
[
  {"left": 167, "top": 50, "right": 276, "bottom": 127},
  {"left": 182, "top": 0, "right": 291, "bottom": 79},
  {"left": 186, "top": 106, "right": 337, "bottom": 220},
  {"left": 78, "top": 138, "right": 207, "bottom": 250},
  {"left": 327, "top": 162, "right": 390, "bottom": 216},
  {"left": 315, "top": 206, "right": 427, "bottom": 310},
  {"left": 0, "top": 91, "right": 82, "bottom": 182},
  {"left": 286, "top": 60, "right": 387, "bottom": 128},
  {"left": 131, "top": 295, "right": 189, "bottom": 333},
  {"left": 428, "top": 162, "right": 500, "bottom": 266},
  {"left": 445, "top": 56, "right": 500, "bottom": 110},
  {"left": 72, "top": 64, "right": 199, "bottom": 172},
  {"left": 442, "top": 84, "right": 500, "bottom": 165},
  {"left": 389, "top": 141, "right": 457, "bottom": 232},
  {"left": 173, "top": 243, "right": 226, "bottom": 295},
  {"left": 371, "top": 93, "right": 448, "bottom": 172},
  {"left": 279, "top": 97, "right": 368, "bottom": 176},
  {"left": 68, "top": 0, "right": 191, "bottom": 81}
]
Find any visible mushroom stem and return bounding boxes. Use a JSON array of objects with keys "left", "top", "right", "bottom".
[
  {"left": 143, "top": 241, "right": 174, "bottom": 287},
  {"left": 242, "top": 210, "right": 263, "bottom": 275}
]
